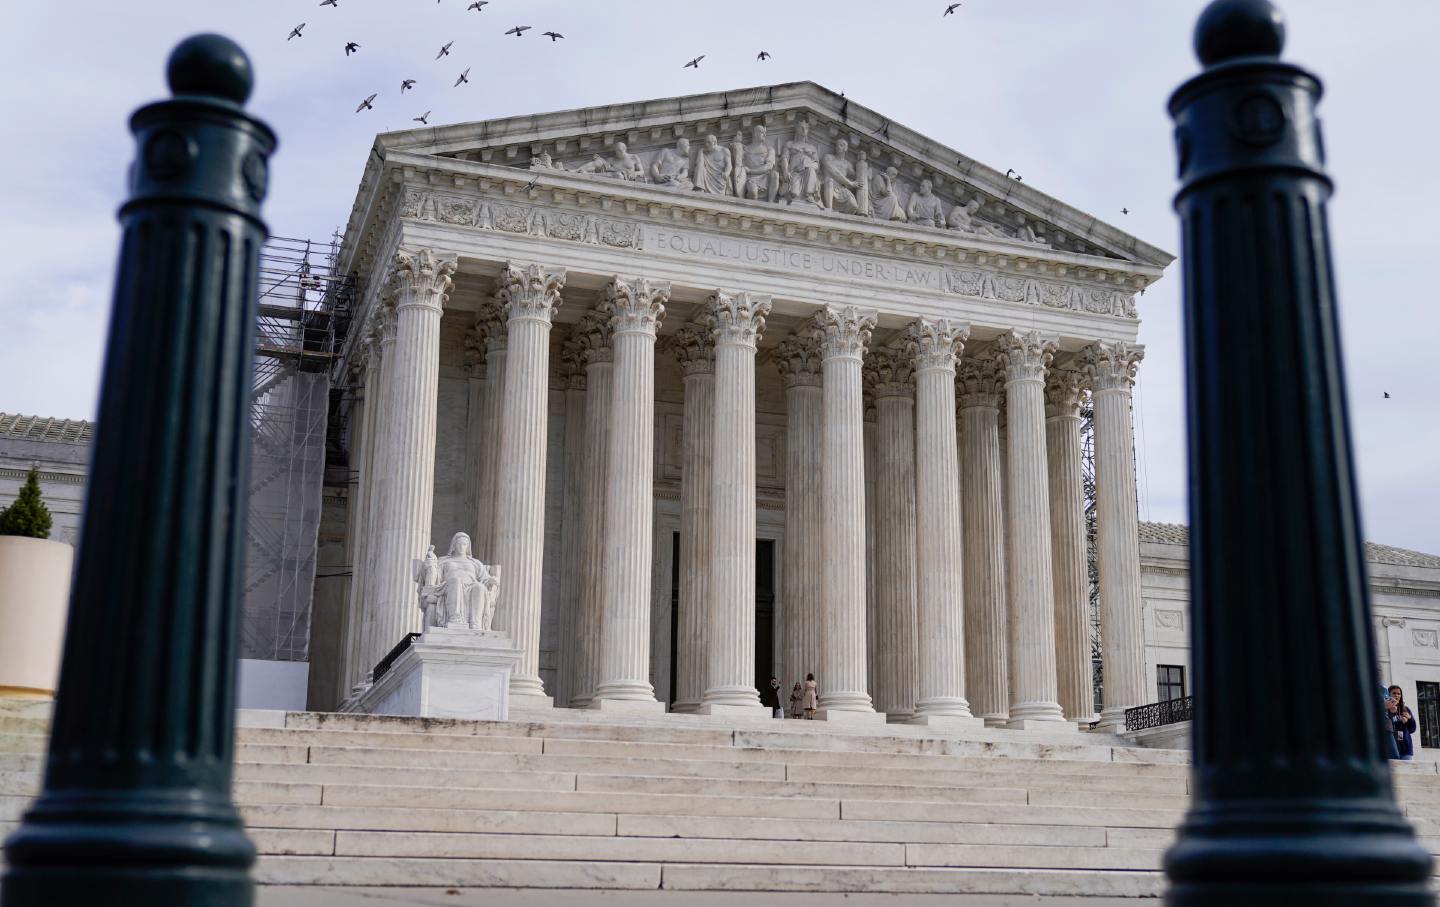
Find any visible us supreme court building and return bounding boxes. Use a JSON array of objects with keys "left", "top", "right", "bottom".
[{"left": 314, "top": 82, "right": 1175, "bottom": 732}]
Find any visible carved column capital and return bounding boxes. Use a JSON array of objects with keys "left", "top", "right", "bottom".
[
  {"left": 957, "top": 353, "right": 1005, "bottom": 409},
  {"left": 499, "top": 262, "right": 566, "bottom": 323},
  {"left": 710, "top": 290, "right": 772, "bottom": 350},
  {"left": 995, "top": 329, "right": 1058, "bottom": 383},
  {"left": 463, "top": 322, "right": 487, "bottom": 377},
  {"left": 864, "top": 346, "right": 915, "bottom": 399},
  {"left": 606, "top": 275, "right": 669, "bottom": 336},
  {"left": 1080, "top": 340, "right": 1145, "bottom": 393},
  {"left": 559, "top": 330, "right": 589, "bottom": 390},
  {"left": 390, "top": 248, "right": 457, "bottom": 312},
  {"left": 373, "top": 302, "right": 398, "bottom": 347},
  {"left": 905, "top": 317, "right": 970, "bottom": 374},
  {"left": 573, "top": 308, "right": 615, "bottom": 366},
  {"left": 669, "top": 313, "right": 717, "bottom": 376},
  {"left": 776, "top": 326, "right": 823, "bottom": 388},
  {"left": 817, "top": 304, "right": 877, "bottom": 361},
  {"left": 475, "top": 299, "right": 508, "bottom": 352},
  {"left": 1044, "top": 367, "right": 1086, "bottom": 417}
]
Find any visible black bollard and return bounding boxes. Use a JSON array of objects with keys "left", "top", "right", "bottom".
[
  {"left": 1165, "top": 1, "right": 1432, "bottom": 903},
  {"left": 1, "top": 35, "right": 274, "bottom": 906}
]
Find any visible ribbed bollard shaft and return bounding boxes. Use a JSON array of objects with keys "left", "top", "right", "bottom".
[
  {"left": 594, "top": 277, "right": 669, "bottom": 703},
  {"left": 818, "top": 305, "right": 878, "bottom": 713},
  {"left": 472, "top": 301, "right": 507, "bottom": 559},
  {"left": 959, "top": 356, "right": 1008, "bottom": 723},
  {"left": 996, "top": 330, "right": 1065, "bottom": 726},
  {"left": 702, "top": 292, "right": 771, "bottom": 711},
  {"left": 490, "top": 263, "right": 565, "bottom": 702},
  {"left": 1, "top": 35, "right": 273, "bottom": 905},
  {"left": 778, "top": 329, "right": 824, "bottom": 689},
  {"left": 1045, "top": 368, "right": 1094, "bottom": 722},
  {"left": 910, "top": 320, "right": 973, "bottom": 719},
  {"left": 866, "top": 348, "right": 918, "bottom": 720},
  {"left": 670, "top": 319, "right": 715, "bottom": 713},
  {"left": 1164, "top": 2, "right": 1431, "bottom": 900},
  {"left": 1081, "top": 343, "right": 1148, "bottom": 728},
  {"left": 369, "top": 249, "right": 455, "bottom": 668},
  {"left": 569, "top": 309, "right": 613, "bottom": 706}
]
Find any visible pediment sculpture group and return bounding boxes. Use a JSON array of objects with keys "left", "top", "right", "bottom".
[
  {"left": 414, "top": 531, "right": 501, "bottom": 632},
  {"left": 531, "top": 120, "right": 1048, "bottom": 247}
]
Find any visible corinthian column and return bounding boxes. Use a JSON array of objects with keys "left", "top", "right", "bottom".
[
  {"left": 471, "top": 301, "right": 507, "bottom": 559},
  {"left": 461, "top": 322, "right": 486, "bottom": 548},
  {"left": 959, "top": 355, "right": 1008, "bottom": 725},
  {"left": 864, "top": 346, "right": 918, "bottom": 721},
  {"left": 568, "top": 309, "right": 613, "bottom": 707},
  {"left": 592, "top": 276, "right": 670, "bottom": 711},
  {"left": 816, "top": 305, "right": 882, "bottom": 721},
  {"left": 777, "top": 327, "right": 823, "bottom": 690},
  {"left": 995, "top": 329, "right": 1069, "bottom": 728},
  {"left": 1046, "top": 366, "right": 1095, "bottom": 723},
  {"left": 908, "top": 319, "right": 982, "bottom": 726},
  {"left": 668, "top": 316, "right": 716, "bottom": 713},
  {"left": 490, "top": 262, "right": 566, "bottom": 707},
  {"left": 554, "top": 336, "right": 588, "bottom": 710},
  {"left": 339, "top": 324, "right": 380, "bottom": 701},
  {"left": 367, "top": 249, "right": 455, "bottom": 671},
  {"left": 351, "top": 304, "right": 397, "bottom": 695},
  {"left": 700, "top": 291, "right": 772, "bottom": 714},
  {"left": 1081, "top": 340, "right": 1148, "bottom": 730}
]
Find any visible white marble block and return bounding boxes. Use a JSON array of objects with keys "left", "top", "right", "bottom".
[{"left": 357, "top": 627, "right": 522, "bottom": 722}]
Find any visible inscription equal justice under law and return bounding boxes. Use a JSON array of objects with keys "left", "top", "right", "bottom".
[{"left": 648, "top": 226, "right": 943, "bottom": 291}]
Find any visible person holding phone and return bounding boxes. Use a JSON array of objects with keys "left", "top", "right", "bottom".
[{"left": 1388, "top": 685, "right": 1418, "bottom": 761}]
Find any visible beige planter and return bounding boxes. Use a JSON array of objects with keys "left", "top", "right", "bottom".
[{"left": 0, "top": 535, "right": 74, "bottom": 698}]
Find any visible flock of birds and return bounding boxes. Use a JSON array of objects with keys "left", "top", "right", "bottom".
[{"left": 288, "top": 1, "right": 1137, "bottom": 219}]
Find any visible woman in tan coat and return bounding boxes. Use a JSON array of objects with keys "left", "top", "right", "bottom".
[{"left": 802, "top": 673, "right": 818, "bottom": 719}]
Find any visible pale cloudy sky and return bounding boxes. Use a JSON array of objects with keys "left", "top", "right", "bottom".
[{"left": 1, "top": 0, "right": 1436, "bottom": 553}]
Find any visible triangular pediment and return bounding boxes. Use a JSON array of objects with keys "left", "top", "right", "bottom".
[{"left": 374, "top": 82, "right": 1171, "bottom": 269}]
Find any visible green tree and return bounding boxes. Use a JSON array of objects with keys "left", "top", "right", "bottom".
[{"left": 0, "top": 468, "right": 53, "bottom": 539}]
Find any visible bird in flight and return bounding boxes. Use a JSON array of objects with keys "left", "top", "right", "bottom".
[
  {"left": 288, "top": 23, "right": 306, "bottom": 40},
  {"left": 1122, "top": 207, "right": 1129, "bottom": 215},
  {"left": 414, "top": 111, "right": 431, "bottom": 125},
  {"left": 757, "top": 51, "right": 771, "bottom": 61},
  {"left": 944, "top": 3, "right": 962, "bottom": 14},
  {"left": 345, "top": 42, "right": 360, "bottom": 56},
  {"left": 542, "top": 31, "right": 564, "bottom": 41},
  {"left": 454, "top": 67, "right": 470, "bottom": 87},
  {"left": 1006, "top": 168, "right": 1022, "bottom": 181},
  {"left": 505, "top": 25, "right": 532, "bottom": 37},
  {"left": 873, "top": 120, "right": 890, "bottom": 138},
  {"left": 468, "top": 0, "right": 488, "bottom": 7},
  {"left": 436, "top": 41, "right": 453, "bottom": 59},
  {"left": 684, "top": 55, "right": 705, "bottom": 68},
  {"left": 320, "top": 0, "right": 338, "bottom": 7},
  {"left": 1384, "top": 391, "right": 1391, "bottom": 399},
  {"left": 401, "top": 79, "right": 416, "bottom": 92},
  {"left": 355, "top": 94, "right": 376, "bottom": 113}
]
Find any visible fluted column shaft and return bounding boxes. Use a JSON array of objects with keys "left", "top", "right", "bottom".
[
  {"left": 1046, "top": 369, "right": 1094, "bottom": 722},
  {"left": 368, "top": 250, "right": 455, "bottom": 674},
  {"left": 1084, "top": 342, "right": 1148, "bottom": 728},
  {"left": 594, "top": 277, "right": 669, "bottom": 707},
  {"left": 778, "top": 330, "right": 824, "bottom": 689},
  {"left": 461, "top": 323, "right": 486, "bottom": 549},
  {"left": 555, "top": 362, "right": 587, "bottom": 710},
  {"left": 867, "top": 348, "right": 918, "bottom": 721},
  {"left": 959, "top": 380, "right": 1008, "bottom": 723},
  {"left": 818, "top": 306, "right": 878, "bottom": 714},
  {"left": 911, "top": 320, "right": 974, "bottom": 720},
  {"left": 997, "top": 330, "right": 1066, "bottom": 726},
  {"left": 473, "top": 312, "right": 507, "bottom": 559},
  {"left": 355, "top": 307, "right": 397, "bottom": 688},
  {"left": 569, "top": 310, "right": 613, "bottom": 706},
  {"left": 702, "top": 292, "right": 771, "bottom": 712},
  {"left": 491, "top": 263, "right": 565, "bottom": 704},
  {"left": 670, "top": 322, "right": 715, "bottom": 713},
  {"left": 340, "top": 329, "right": 381, "bottom": 697}
]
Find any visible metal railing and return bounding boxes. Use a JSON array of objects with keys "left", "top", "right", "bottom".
[{"left": 1124, "top": 695, "right": 1193, "bottom": 732}]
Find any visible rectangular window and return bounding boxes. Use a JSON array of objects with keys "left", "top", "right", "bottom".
[
  {"left": 1418, "top": 681, "right": 1439, "bottom": 750},
  {"left": 1157, "top": 664, "right": 1185, "bottom": 702}
]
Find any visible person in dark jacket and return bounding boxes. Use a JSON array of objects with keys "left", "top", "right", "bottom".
[
  {"left": 760, "top": 676, "right": 783, "bottom": 718},
  {"left": 1389, "top": 685, "right": 1418, "bottom": 760}
]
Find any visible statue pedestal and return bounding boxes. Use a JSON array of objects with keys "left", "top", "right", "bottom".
[{"left": 355, "top": 627, "right": 521, "bottom": 722}]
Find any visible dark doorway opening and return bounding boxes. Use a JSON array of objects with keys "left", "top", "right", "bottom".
[{"left": 667, "top": 535, "right": 777, "bottom": 707}]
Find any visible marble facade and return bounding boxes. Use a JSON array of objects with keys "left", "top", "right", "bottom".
[{"left": 321, "top": 83, "right": 1175, "bottom": 727}]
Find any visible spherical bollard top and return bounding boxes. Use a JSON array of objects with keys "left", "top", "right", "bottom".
[
  {"left": 1194, "top": 0, "right": 1286, "bottom": 66},
  {"left": 167, "top": 34, "right": 254, "bottom": 104}
]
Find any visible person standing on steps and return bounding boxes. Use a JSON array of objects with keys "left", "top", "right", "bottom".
[
  {"left": 1389, "top": 685, "right": 1418, "bottom": 761},
  {"left": 789, "top": 681, "right": 804, "bottom": 719},
  {"left": 802, "top": 673, "right": 818, "bottom": 719},
  {"left": 761, "top": 676, "right": 783, "bottom": 719}
]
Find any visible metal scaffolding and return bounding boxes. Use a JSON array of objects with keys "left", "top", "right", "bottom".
[{"left": 241, "top": 234, "right": 354, "bottom": 663}]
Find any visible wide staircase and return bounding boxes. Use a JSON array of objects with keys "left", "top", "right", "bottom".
[{"left": 3, "top": 702, "right": 1439, "bottom": 898}]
